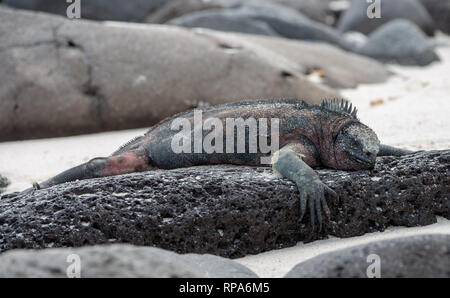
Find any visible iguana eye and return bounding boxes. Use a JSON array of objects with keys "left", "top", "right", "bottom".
[{"left": 351, "top": 139, "right": 360, "bottom": 148}]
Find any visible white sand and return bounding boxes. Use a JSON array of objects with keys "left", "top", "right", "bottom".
[
  {"left": 0, "top": 37, "right": 449, "bottom": 277},
  {"left": 341, "top": 46, "right": 450, "bottom": 151}
]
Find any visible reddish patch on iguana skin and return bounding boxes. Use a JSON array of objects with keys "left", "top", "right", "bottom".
[{"left": 102, "top": 152, "right": 150, "bottom": 177}]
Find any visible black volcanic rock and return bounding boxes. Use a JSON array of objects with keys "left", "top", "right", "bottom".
[
  {"left": 0, "top": 150, "right": 448, "bottom": 258},
  {"left": 285, "top": 234, "right": 450, "bottom": 278}
]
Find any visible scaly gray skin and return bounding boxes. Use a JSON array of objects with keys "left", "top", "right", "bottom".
[{"left": 4, "top": 99, "right": 413, "bottom": 229}]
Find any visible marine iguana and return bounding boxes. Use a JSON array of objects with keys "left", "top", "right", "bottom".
[{"left": 6, "top": 99, "right": 411, "bottom": 228}]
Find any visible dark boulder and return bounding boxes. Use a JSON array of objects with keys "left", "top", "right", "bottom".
[
  {"left": 0, "top": 6, "right": 338, "bottom": 141},
  {"left": 337, "top": 0, "right": 436, "bottom": 36},
  {"left": 0, "top": 150, "right": 448, "bottom": 258},
  {"left": 0, "top": 244, "right": 258, "bottom": 277},
  {"left": 146, "top": 0, "right": 226, "bottom": 24},
  {"left": 169, "top": 2, "right": 350, "bottom": 49},
  {"left": 148, "top": 0, "right": 334, "bottom": 26},
  {"left": 229, "top": 33, "right": 389, "bottom": 89},
  {"left": 285, "top": 234, "right": 450, "bottom": 277},
  {"left": 357, "top": 19, "right": 439, "bottom": 66},
  {"left": 168, "top": 9, "right": 280, "bottom": 36},
  {"left": 3, "top": 0, "right": 172, "bottom": 22},
  {"left": 268, "top": 0, "right": 333, "bottom": 24},
  {"left": 420, "top": 0, "right": 450, "bottom": 34}
]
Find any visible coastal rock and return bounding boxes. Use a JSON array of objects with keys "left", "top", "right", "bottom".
[
  {"left": 337, "top": 0, "right": 435, "bottom": 36},
  {"left": 0, "top": 244, "right": 258, "bottom": 277},
  {"left": 285, "top": 234, "right": 450, "bottom": 277},
  {"left": 268, "top": 0, "right": 333, "bottom": 24},
  {"left": 420, "top": 0, "right": 450, "bottom": 34},
  {"left": 146, "top": 0, "right": 226, "bottom": 24},
  {"left": 168, "top": 2, "right": 349, "bottom": 48},
  {"left": 215, "top": 32, "right": 389, "bottom": 88},
  {"left": 168, "top": 9, "right": 280, "bottom": 36},
  {"left": 357, "top": 20, "right": 439, "bottom": 66},
  {"left": 3, "top": 0, "right": 171, "bottom": 22},
  {"left": 181, "top": 254, "right": 259, "bottom": 277},
  {"left": 148, "top": 0, "right": 333, "bottom": 25},
  {"left": 0, "top": 7, "right": 338, "bottom": 141},
  {"left": 0, "top": 150, "right": 448, "bottom": 258}
]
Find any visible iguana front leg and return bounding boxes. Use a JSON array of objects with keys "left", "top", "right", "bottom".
[{"left": 272, "top": 144, "right": 337, "bottom": 229}]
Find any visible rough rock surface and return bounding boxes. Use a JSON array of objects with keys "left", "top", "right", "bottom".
[
  {"left": 0, "top": 175, "right": 9, "bottom": 194},
  {"left": 357, "top": 20, "right": 439, "bottom": 66},
  {"left": 0, "top": 6, "right": 339, "bottom": 141},
  {"left": 337, "top": 0, "right": 435, "bottom": 36},
  {"left": 0, "top": 150, "right": 448, "bottom": 258},
  {"left": 3, "top": 0, "right": 171, "bottom": 22},
  {"left": 0, "top": 244, "right": 258, "bottom": 277},
  {"left": 285, "top": 234, "right": 450, "bottom": 278},
  {"left": 420, "top": 0, "right": 450, "bottom": 34}
]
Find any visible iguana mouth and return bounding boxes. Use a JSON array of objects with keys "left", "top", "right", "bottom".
[{"left": 351, "top": 154, "right": 376, "bottom": 167}]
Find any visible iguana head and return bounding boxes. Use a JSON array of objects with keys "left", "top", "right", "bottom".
[
  {"left": 320, "top": 99, "right": 380, "bottom": 170},
  {"left": 334, "top": 122, "right": 380, "bottom": 170}
]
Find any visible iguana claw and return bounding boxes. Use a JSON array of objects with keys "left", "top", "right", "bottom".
[{"left": 297, "top": 178, "right": 337, "bottom": 230}]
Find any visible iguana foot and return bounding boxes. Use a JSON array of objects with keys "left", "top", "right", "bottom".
[
  {"left": 272, "top": 146, "right": 338, "bottom": 230},
  {"left": 297, "top": 178, "right": 337, "bottom": 230}
]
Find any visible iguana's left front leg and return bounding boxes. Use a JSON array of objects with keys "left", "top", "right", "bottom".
[{"left": 272, "top": 144, "right": 337, "bottom": 229}]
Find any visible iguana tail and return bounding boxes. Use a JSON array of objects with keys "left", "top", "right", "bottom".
[
  {"left": 378, "top": 144, "right": 414, "bottom": 157},
  {"left": 35, "top": 150, "right": 150, "bottom": 190}
]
